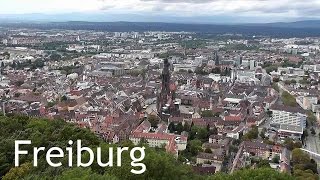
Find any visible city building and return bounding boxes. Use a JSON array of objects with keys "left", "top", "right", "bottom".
[{"left": 270, "top": 105, "right": 307, "bottom": 128}]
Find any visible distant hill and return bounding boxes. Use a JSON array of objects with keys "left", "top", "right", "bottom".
[
  {"left": 249, "top": 20, "right": 320, "bottom": 29},
  {"left": 1, "top": 20, "right": 320, "bottom": 37}
]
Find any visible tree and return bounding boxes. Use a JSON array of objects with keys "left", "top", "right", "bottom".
[
  {"left": 290, "top": 79, "right": 297, "bottom": 84},
  {"left": 303, "top": 130, "right": 309, "bottom": 139},
  {"left": 242, "top": 126, "right": 259, "bottom": 140},
  {"left": 307, "top": 111, "right": 317, "bottom": 127},
  {"left": 310, "top": 127, "right": 316, "bottom": 135},
  {"left": 229, "top": 145, "right": 239, "bottom": 154},
  {"left": 189, "top": 126, "right": 208, "bottom": 142},
  {"left": 214, "top": 112, "right": 221, "bottom": 117},
  {"left": 304, "top": 159, "right": 318, "bottom": 174},
  {"left": 206, "top": 124, "right": 210, "bottom": 132},
  {"left": 197, "top": 128, "right": 209, "bottom": 141},
  {"left": 283, "top": 138, "right": 302, "bottom": 150},
  {"left": 0, "top": 115, "right": 203, "bottom": 180},
  {"left": 281, "top": 91, "right": 297, "bottom": 107},
  {"left": 148, "top": 115, "right": 160, "bottom": 128},
  {"left": 292, "top": 148, "right": 318, "bottom": 179},
  {"left": 260, "top": 128, "right": 267, "bottom": 139},
  {"left": 138, "top": 137, "right": 148, "bottom": 146},
  {"left": 208, "top": 168, "right": 294, "bottom": 180},
  {"left": 189, "top": 139, "right": 202, "bottom": 156},
  {"left": 191, "top": 121, "right": 194, "bottom": 128},
  {"left": 292, "top": 148, "right": 310, "bottom": 165},
  {"left": 209, "top": 126, "right": 218, "bottom": 136},
  {"left": 211, "top": 67, "right": 221, "bottom": 74},
  {"left": 60, "top": 95, "right": 68, "bottom": 102},
  {"left": 232, "top": 139, "right": 241, "bottom": 146},
  {"left": 2, "top": 52, "right": 10, "bottom": 59},
  {"left": 58, "top": 168, "right": 117, "bottom": 180},
  {"left": 189, "top": 126, "right": 197, "bottom": 140},
  {"left": 50, "top": 53, "right": 62, "bottom": 61},
  {"left": 281, "top": 60, "right": 299, "bottom": 68},
  {"left": 272, "top": 155, "right": 280, "bottom": 164},
  {"left": 272, "top": 83, "right": 279, "bottom": 92},
  {"left": 183, "top": 123, "right": 190, "bottom": 132},
  {"left": 168, "top": 122, "right": 175, "bottom": 133},
  {"left": 263, "top": 139, "right": 275, "bottom": 145},
  {"left": 204, "top": 148, "right": 212, "bottom": 153},
  {"left": 299, "top": 79, "right": 309, "bottom": 85},
  {"left": 11, "top": 62, "right": 16, "bottom": 69},
  {"left": 3, "top": 162, "right": 32, "bottom": 180},
  {"left": 46, "top": 101, "right": 56, "bottom": 108},
  {"left": 176, "top": 122, "right": 184, "bottom": 134},
  {"left": 201, "top": 110, "right": 214, "bottom": 117},
  {"left": 0, "top": 114, "right": 298, "bottom": 180},
  {"left": 120, "top": 140, "right": 134, "bottom": 148},
  {"left": 266, "top": 110, "right": 272, "bottom": 117},
  {"left": 195, "top": 65, "right": 210, "bottom": 75},
  {"left": 293, "top": 169, "right": 318, "bottom": 180},
  {"left": 256, "top": 159, "right": 270, "bottom": 168}
]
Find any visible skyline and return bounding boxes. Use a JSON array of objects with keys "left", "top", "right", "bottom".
[{"left": 1, "top": 0, "right": 320, "bottom": 23}]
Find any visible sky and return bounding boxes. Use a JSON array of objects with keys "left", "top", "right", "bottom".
[{"left": 1, "top": 0, "right": 320, "bottom": 23}]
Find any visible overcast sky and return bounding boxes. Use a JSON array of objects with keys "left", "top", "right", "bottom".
[{"left": 1, "top": 0, "right": 319, "bottom": 23}]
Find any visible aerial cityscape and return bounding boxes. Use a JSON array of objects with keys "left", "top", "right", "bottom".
[{"left": 1, "top": 0, "right": 320, "bottom": 180}]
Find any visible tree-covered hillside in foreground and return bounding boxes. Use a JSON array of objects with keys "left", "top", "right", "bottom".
[{"left": 0, "top": 115, "right": 295, "bottom": 180}]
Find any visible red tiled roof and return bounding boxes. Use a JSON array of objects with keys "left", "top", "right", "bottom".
[
  {"left": 192, "top": 118, "right": 208, "bottom": 127},
  {"left": 169, "top": 117, "right": 184, "bottom": 123},
  {"left": 224, "top": 115, "right": 243, "bottom": 121}
]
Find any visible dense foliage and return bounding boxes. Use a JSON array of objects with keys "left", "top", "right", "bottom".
[
  {"left": 291, "top": 149, "right": 318, "bottom": 180},
  {"left": 281, "top": 91, "right": 297, "bottom": 107},
  {"left": 208, "top": 168, "right": 295, "bottom": 180},
  {"left": 242, "top": 125, "right": 259, "bottom": 140},
  {"left": 0, "top": 115, "right": 296, "bottom": 180},
  {"left": 0, "top": 115, "right": 196, "bottom": 180}
]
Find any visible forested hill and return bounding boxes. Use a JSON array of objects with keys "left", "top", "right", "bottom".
[
  {"left": 0, "top": 114, "right": 294, "bottom": 179},
  {"left": 2, "top": 21, "right": 320, "bottom": 38}
]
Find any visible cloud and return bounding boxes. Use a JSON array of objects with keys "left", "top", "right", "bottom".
[
  {"left": 140, "top": 0, "right": 269, "bottom": 3},
  {"left": 140, "top": 0, "right": 216, "bottom": 3},
  {"left": 94, "top": 0, "right": 320, "bottom": 19},
  {"left": 1, "top": 0, "right": 320, "bottom": 22},
  {"left": 159, "top": 0, "right": 320, "bottom": 18}
]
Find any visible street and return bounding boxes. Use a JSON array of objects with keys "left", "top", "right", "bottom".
[{"left": 304, "top": 126, "right": 320, "bottom": 173}]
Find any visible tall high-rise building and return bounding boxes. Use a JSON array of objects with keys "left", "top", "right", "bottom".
[
  {"left": 157, "top": 59, "right": 179, "bottom": 119},
  {"left": 157, "top": 59, "right": 171, "bottom": 115},
  {"left": 250, "top": 60, "right": 256, "bottom": 70},
  {"left": 236, "top": 56, "right": 243, "bottom": 66},
  {"left": 214, "top": 51, "right": 220, "bottom": 66}
]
